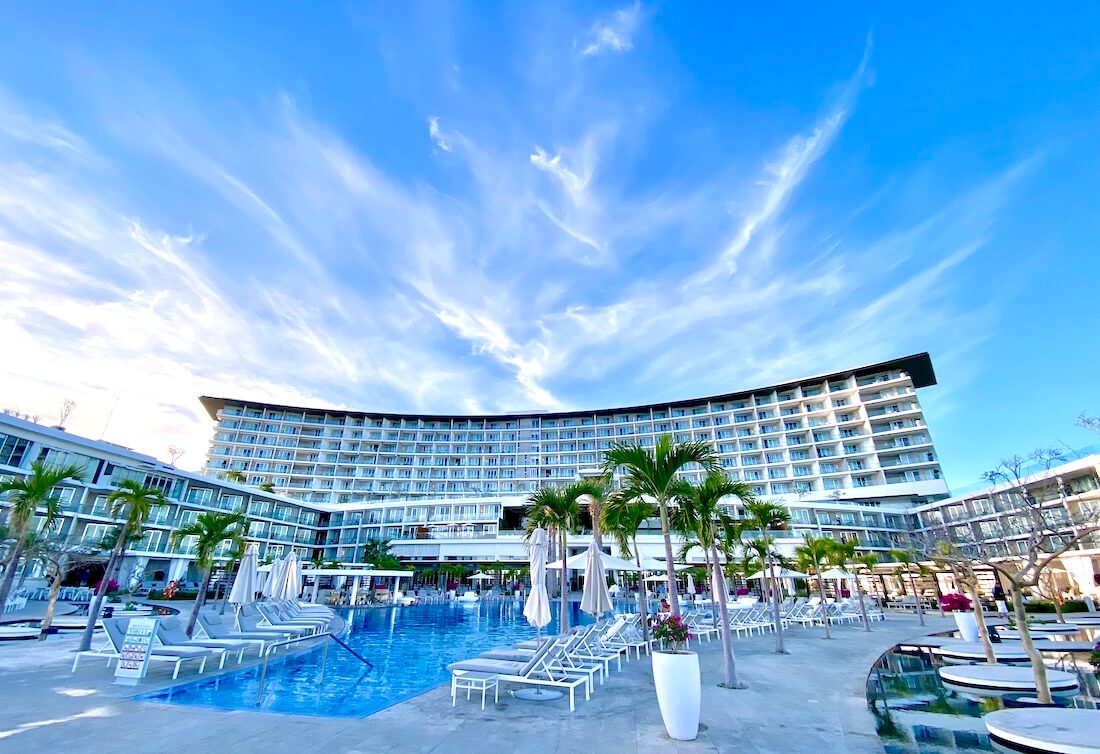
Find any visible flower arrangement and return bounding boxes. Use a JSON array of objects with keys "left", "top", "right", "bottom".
[
  {"left": 1089, "top": 642, "right": 1100, "bottom": 670},
  {"left": 653, "top": 614, "right": 693, "bottom": 652},
  {"left": 939, "top": 593, "right": 972, "bottom": 612}
]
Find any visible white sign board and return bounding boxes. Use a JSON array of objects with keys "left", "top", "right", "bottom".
[{"left": 113, "top": 618, "right": 158, "bottom": 686}]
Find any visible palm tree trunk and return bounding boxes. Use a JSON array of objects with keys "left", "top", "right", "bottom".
[
  {"left": 908, "top": 570, "right": 925, "bottom": 626},
  {"left": 817, "top": 568, "right": 832, "bottom": 639},
  {"left": 710, "top": 543, "right": 741, "bottom": 689},
  {"left": 633, "top": 538, "right": 649, "bottom": 644},
  {"left": 766, "top": 550, "right": 786, "bottom": 654},
  {"left": 0, "top": 539, "right": 24, "bottom": 612},
  {"left": 701, "top": 547, "right": 718, "bottom": 629},
  {"left": 854, "top": 577, "right": 871, "bottom": 632},
  {"left": 79, "top": 531, "right": 127, "bottom": 651},
  {"left": 1012, "top": 585, "right": 1052, "bottom": 704},
  {"left": 39, "top": 559, "right": 65, "bottom": 640},
  {"left": 560, "top": 531, "right": 569, "bottom": 632},
  {"left": 657, "top": 497, "right": 681, "bottom": 617},
  {"left": 187, "top": 567, "right": 212, "bottom": 637}
]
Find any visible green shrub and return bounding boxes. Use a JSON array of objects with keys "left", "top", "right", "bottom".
[{"left": 1023, "top": 599, "right": 1089, "bottom": 614}]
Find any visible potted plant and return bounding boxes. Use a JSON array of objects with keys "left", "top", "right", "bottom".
[
  {"left": 940, "top": 592, "right": 978, "bottom": 641},
  {"left": 651, "top": 614, "right": 699, "bottom": 741}
]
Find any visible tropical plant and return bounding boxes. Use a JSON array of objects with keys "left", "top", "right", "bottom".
[
  {"left": 361, "top": 538, "right": 402, "bottom": 570},
  {"left": 826, "top": 539, "right": 871, "bottom": 632},
  {"left": 603, "top": 435, "right": 718, "bottom": 616},
  {"left": 889, "top": 548, "right": 927, "bottom": 627},
  {"left": 224, "top": 470, "right": 246, "bottom": 484},
  {"left": 571, "top": 476, "right": 612, "bottom": 546},
  {"left": 796, "top": 535, "right": 835, "bottom": 639},
  {"left": 218, "top": 520, "right": 252, "bottom": 615},
  {"left": 601, "top": 494, "right": 657, "bottom": 642},
  {"left": 0, "top": 461, "right": 85, "bottom": 612},
  {"left": 258, "top": 481, "right": 276, "bottom": 493},
  {"left": 669, "top": 472, "right": 751, "bottom": 689},
  {"left": 170, "top": 510, "right": 246, "bottom": 636},
  {"left": 78, "top": 479, "right": 166, "bottom": 651},
  {"left": 740, "top": 499, "right": 792, "bottom": 653},
  {"left": 524, "top": 485, "right": 581, "bottom": 630}
]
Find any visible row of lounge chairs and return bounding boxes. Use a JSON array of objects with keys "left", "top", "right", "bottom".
[
  {"left": 672, "top": 597, "right": 886, "bottom": 645},
  {"left": 447, "top": 614, "right": 651, "bottom": 712},
  {"left": 71, "top": 600, "right": 336, "bottom": 679}
]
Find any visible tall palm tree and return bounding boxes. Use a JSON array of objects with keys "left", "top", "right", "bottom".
[
  {"left": 572, "top": 477, "right": 611, "bottom": 547},
  {"left": 740, "top": 500, "right": 792, "bottom": 653},
  {"left": 0, "top": 461, "right": 84, "bottom": 611},
  {"left": 601, "top": 492, "right": 657, "bottom": 642},
  {"left": 603, "top": 435, "right": 718, "bottom": 617},
  {"left": 826, "top": 539, "right": 871, "bottom": 631},
  {"left": 889, "top": 549, "right": 926, "bottom": 626},
  {"left": 171, "top": 510, "right": 247, "bottom": 636},
  {"left": 670, "top": 472, "right": 751, "bottom": 689},
  {"left": 78, "top": 479, "right": 166, "bottom": 651},
  {"left": 796, "top": 535, "right": 835, "bottom": 639},
  {"left": 219, "top": 519, "right": 253, "bottom": 615},
  {"left": 524, "top": 485, "right": 581, "bottom": 631}
]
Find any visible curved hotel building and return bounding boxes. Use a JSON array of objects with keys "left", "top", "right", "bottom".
[{"left": 199, "top": 353, "right": 948, "bottom": 564}]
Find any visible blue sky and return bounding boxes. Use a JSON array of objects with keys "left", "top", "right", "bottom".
[{"left": 1, "top": 3, "right": 1098, "bottom": 485}]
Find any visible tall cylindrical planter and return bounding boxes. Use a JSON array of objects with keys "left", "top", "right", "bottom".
[
  {"left": 652, "top": 650, "right": 700, "bottom": 741},
  {"left": 954, "top": 611, "right": 979, "bottom": 642}
]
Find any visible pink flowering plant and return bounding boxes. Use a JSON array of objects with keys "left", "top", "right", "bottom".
[
  {"left": 939, "top": 593, "right": 972, "bottom": 612},
  {"left": 653, "top": 614, "right": 693, "bottom": 652}
]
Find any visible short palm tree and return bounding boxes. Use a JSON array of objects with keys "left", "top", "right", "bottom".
[
  {"left": 889, "top": 548, "right": 926, "bottom": 626},
  {"left": 79, "top": 479, "right": 167, "bottom": 651},
  {"left": 740, "top": 500, "right": 792, "bottom": 653},
  {"left": 0, "top": 461, "right": 85, "bottom": 611},
  {"left": 224, "top": 469, "right": 247, "bottom": 484},
  {"left": 601, "top": 492, "right": 657, "bottom": 642},
  {"left": 171, "top": 510, "right": 247, "bottom": 636},
  {"left": 603, "top": 435, "right": 718, "bottom": 616},
  {"left": 826, "top": 539, "right": 870, "bottom": 631},
  {"left": 524, "top": 485, "right": 581, "bottom": 630},
  {"left": 670, "top": 472, "right": 751, "bottom": 689},
  {"left": 796, "top": 535, "right": 835, "bottom": 639},
  {"left": 258, "top": 481, "right": 276, "bottom": 493}
]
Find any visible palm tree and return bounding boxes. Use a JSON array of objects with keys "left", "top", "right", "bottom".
[
  {"left": 601, "top": 493, "right": 657, "bottom": 642},
  {"left": 796, "top": 536, "right": 835, "bottom": 639},
  {"left": 670, "top": 472, "right": 751, "bottom": 689},
  {"left": 0, "top": 461, "right": 85, "bottom": 611},
  {"left": 362, "top": 538, "right": 402, "bottom": 570},
  {"left": 78, "top": 479, "right": 166, "bottom": 651},
  {"left": 603, "top": 435, "right": 718, "bottom": 616},
  {"left": 224, "top": 470, "right": 247, "bottom": 484},
  {"left": 890, "top": 549, "right": 926, "bottom": 626},
  {"left": 854, "top": 553, "right": 882, "bottom": 603},
  {"left": 170, "top": 510, "right": 247, "bottom": 636},
  {"left": 572, "top": 477, "right": 611, "bottom": 547},
  {"left": 826, "top": 539, "right": 871, "bottom": 631},
  {"left": 740, "top": 500, "right": 792, "bottom": 653},
  {"left": 524, "top": 485, "right": 581, "bottom": 631},
  {"left": 258, "top": 481, "right": 276, "bottom": 493}
]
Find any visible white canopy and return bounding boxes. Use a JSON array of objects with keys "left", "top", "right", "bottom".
[
  {"left": 637, "top": 557, "right": 693, "bottom": 572},
  {"left": 523, "top": 528, "right": 551, "bottom": 631},
  {"left": 820, "top": 567, "right": 858, "bottom": 580},
  {"left": 228, "top": 543, "right": 259, "bottom": 606},
  {"left": 580, "top": 541, "right": 613, "bottom": 618},
  {"left": 547, "top": 551, "right": 641, "bottom": 572},
  {"left": 746, "top": 568, "right": 807, "bottom": 580},
  {"left": 469, "top": 572, "right": 495, "bottom": 581}
]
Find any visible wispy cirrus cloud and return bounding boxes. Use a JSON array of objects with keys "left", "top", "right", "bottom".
[{"left": 581, "top": 1, "right": 644, "bottom": 57}]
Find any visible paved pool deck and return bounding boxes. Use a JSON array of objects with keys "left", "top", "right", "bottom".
[{"left": 0, "top": 611, "right": 956, "bottom": 753}]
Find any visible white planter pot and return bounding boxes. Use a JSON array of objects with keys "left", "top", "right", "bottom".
[
  {"left": 652, "top": 650, "right": 700, "bottom": 741},
  {"left": 954, "top": 611, "right": 979, "bottom": 642}
]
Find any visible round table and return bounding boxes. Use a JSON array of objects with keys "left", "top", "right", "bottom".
[
  {"left": 984, "top": 708, "right": 1100, "bottom": 753},
  {"left": 938, "top": 665, "right": 1079, "bottom": 699},
  {"left": 933, "top": 641, "right": 1031, "bottom": 664}
]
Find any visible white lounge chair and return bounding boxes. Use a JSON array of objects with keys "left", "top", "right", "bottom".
[
  {"left": 73, "top": 618, "right": 215, "bottom": 679},
  {"left": 448, "top": 639, "right": 590, "bottom": 712}
]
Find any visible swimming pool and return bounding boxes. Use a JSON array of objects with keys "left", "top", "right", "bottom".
[{"left": 138, "top": 599, "right": 624, "bottom": 718}]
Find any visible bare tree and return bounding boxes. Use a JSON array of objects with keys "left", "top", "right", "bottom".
[
  {"left": 952, "top": 449, "right": 1100, "bottom": 704},
  {"left": 926, "top": 541, "right": 998, "bottom": 664},
  {"left": 167, "top": 445, "right": 185, "bottom": 465},
  {"left": 58, "top": 398, "right": 76, "bottom": 427},
  {"left": 1076, "top": 412, "right": 1100, "bottom": 436}
]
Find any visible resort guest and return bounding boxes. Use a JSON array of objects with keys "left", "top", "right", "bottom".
[{"left": 659, "top": 598, "right": 670, "bottom": 614}]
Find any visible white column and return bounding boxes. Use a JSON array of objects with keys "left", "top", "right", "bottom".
[
  {"left": 311, "top": 575, "right": 320, "bottom": 603},
  {"left": 350, "top": 575, "right": 360, "bottom": 606}
]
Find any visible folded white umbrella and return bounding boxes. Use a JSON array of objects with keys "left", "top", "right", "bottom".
[
  {"left": 229, "top": 543, "right": 259, "bottom": 606},
  {"left": 280, "top": 551, "right": 302, "bottom": 600},
  {"left": 686, "top": 571, "right": 696, "bottom": 595},
  {"left": 523, "top": 528, "right": 551, "bottom": 631},
  {"left": 262, "top": 557, "right": 286, "bottom": 599},
  {"left": 579, "top": 540, "right": 613, "bottom": 618}
]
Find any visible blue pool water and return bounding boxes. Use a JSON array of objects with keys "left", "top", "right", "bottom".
[{"left": 138, "top": 600, "right": 625, "bottom": 718}]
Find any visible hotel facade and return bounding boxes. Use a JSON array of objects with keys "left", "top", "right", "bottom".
[{"left": 0, "top": 353, "right": 995, "bottom": 590}]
